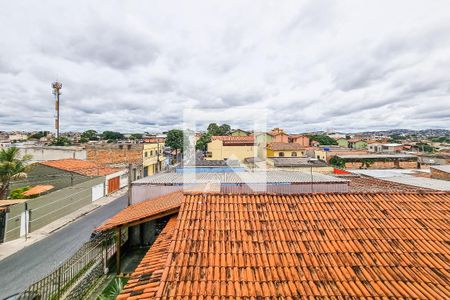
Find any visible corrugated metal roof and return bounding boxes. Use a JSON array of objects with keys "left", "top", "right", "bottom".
[
  {"left": 381, "top": 175, "right": 450, "bottom": 191},
  {"left": 134, "top": 171, "right": 348, "bottom": 184}
]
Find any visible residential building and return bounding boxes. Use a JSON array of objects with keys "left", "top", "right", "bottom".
[
  {"left": 130, "top": 171, "right": 349, "bottom": 203},
  {"left": 336, "top": 138, "right": 349, "bottom": 147},
  {"left": 347, "top": 139, "right": 368, "bottom": 149},
  {"left": 97, "top": 192, "right": 450, "bottom": 299},
  {"left": 8, "top": 133, "right": 28, "bottom": 142},
  {"left": 288, "top": 134, "right": 310, "bottom": 146},
  {"left": 205, "top": 136, "right": 256, "bottom": 162},
  {"left": 86, "top": 143, "right": 144, "bottom": 180},
  {"left": 270, "top": 128, "right": 289, "bottom": 143},
  {"left": 143, "top": 140, "right": 166, "bottom": 177},
  {"left": 267, "top": 157, "right": 333, "bottom": 173},
  {"left": 368, "top": 142, "right": 403, "bottom": 153},
  {"left": 230, "top": 129, "right": 251, "bottom": 136},
  {"left": 335, "top": 154, "right": 418, "bottom": 169},
  {"left": 266, "top": 142, "right": 306, "bottom": 157},
  {"left": 2, "top": 159, "right": 125, "bottom": 242}
]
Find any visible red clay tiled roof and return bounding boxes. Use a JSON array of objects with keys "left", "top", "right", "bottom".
[
  {"left": 39, "top": 159, "right": 120, "bottom": 176},
  {"left": 117, "top": 216, "right": 177, "bottom": 300},
  {"left": 212, "top": 136, "right": 255, "bottom": 142},
  {"left": 22, "top": 185, "right": 54, "bottom": 196},
  {"left": 268, "top": 142, "right": 306, "bottom": 151},
  {"left": 147, "top": 192, "right": 450, "bottom": 299},
  {"left": 96, "top": 191, "right": 183, "bottom": 232}
]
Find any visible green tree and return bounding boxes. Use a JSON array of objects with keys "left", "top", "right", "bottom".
[
  {"left": 0, "top": 147, "right": 32, "bottom": 199},
  {"left": 29, "top": 131, "right": 49, "bottom": 139},
  {"left": 102, "top": 131, "right": 124, "bottom": 140},
  {"left": 206, "top": 123, "right": 231, "bottom": 136},
  {"left": 166, "top": 129, "right": 184, "bottom": 163},
  {"left": 415, "top": 143, "right": 434, "bottom": 153},
  {"left": 330, "top": 156, "right": 346, "bottom": 169},
  {"left": 309, "top": 134, "right": 338, "bottom": 146},
  {"left": 130, "top": 133, "right": 143, "bottom": 140},
  {"left": 81, "top": 130, "right": 98, "bottom": 141},
  {"left": 50, "top": 136, "right": 72, "bottom": 146},
  {"left": 196, "top": 132, "right": 212, "bottom": 151}
]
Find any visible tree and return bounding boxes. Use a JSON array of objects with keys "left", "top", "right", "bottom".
[
  {"left": 0, "top": 147, "right": 32, "bottom": 199},
  {"left": 102, "top": 131, "right": 124, "bottom": 141},
  {"left": 196, "top": 132, "right": 212, "bottom": 151},
  {"left": 330, "top": 156, "right": 346, "bottom": 169},
  {"left": 309, "top": 134, "right": 338, "bottom": 146},
  {"left": 130, "top": 133, "right": 143, "bottom": 140},
  {"left": 50, "top": 136, "right": 72, "bottom": 146},
  {"left": 166, "top": 129, "right": 184, "bottom": 163},
  {"left": 81, "top": 130, "right": 98, "bottom": 141},
  {"left": 29, "top": 131, "right": 49, "bottom": 139},
  {"left": 206, "top": 123, "right": 231, "bottom": 136}
]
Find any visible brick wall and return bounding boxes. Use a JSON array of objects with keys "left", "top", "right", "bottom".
[
  {"left": 345, "top": 160, "right": 417, "bottom": 169},
  {"left": 431, "top": 168, "right": 450, "bottom": 181},
  {"left": 86, "top": 144, "right": 143, "bottom": 166}
]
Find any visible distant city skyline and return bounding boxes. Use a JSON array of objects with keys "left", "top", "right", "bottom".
[{"left": 1, "top": 0, "right": 450, "bottom": 132}]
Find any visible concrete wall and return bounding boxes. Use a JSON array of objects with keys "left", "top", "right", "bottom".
[
  {"left": 4, "top": 177, "right": 104, "bottom": 242},
  {"left": 9, "top": 164, "right": 91, "bottom": 193},
  {"left": 431, "top": 168, "right": 450, "bottom": 181},
  {"left": 18, "top": 146, "right": 86, "bottom": 163},
  {"left": 344, "top": 160, "right": 418, "bottom": 169}
]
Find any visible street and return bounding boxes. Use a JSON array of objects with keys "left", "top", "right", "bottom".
[{"left": 0, "top": 195, "right": 128, "bottom": 298}]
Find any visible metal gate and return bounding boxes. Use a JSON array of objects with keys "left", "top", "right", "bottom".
[
  {"left": 107, "top": 176, "right": 120, "bottom": 194},
  {"left": 0, "top": 209, "right": 6, "bottom": 243}
]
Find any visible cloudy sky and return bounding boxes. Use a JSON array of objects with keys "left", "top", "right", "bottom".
[{"left": 0, "top": 0, "right": 449, "bottom": 133}]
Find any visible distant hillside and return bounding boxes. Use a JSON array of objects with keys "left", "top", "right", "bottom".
[{"left": 358, "top": 129, "right": 450, "bottom": 137}]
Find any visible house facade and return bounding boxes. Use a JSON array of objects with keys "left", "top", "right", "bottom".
[
  {"left": 266, "top": 142, "right": 306, "bottom": 157},
  {"left": 206, "top": 136, "right": 255, "bottom": 162},
  {"left": 143, "top": 141, "right": 166, "bottom": 177}
]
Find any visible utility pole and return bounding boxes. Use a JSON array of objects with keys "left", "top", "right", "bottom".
[
  {"left": 127, "top": 163, "right": 132, "bottom": 206},
  {"left": 52, "top": 81, "right": 62, "bottom": 138}
]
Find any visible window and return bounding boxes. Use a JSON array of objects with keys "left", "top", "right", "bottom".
[
  {"left": 150, "top": 150, "right": 153, "bottom": 156},
  {"left": 206, "top": 152, "right": 212, "bottom": 158},
  {"left": 127, "top": 145, "right": 131, "bottom": 150},
  {"left": 145, "top": 151, "right": 148, "bottom": 157},
  {"left": 119, "top": 145, "right": 123, "bottom": 149},
  {"left": 278, "top": 152, "right": 284, "bottom": 157},
  {"left": 291, "top": 152, "right": 297, "bottom": 157}
]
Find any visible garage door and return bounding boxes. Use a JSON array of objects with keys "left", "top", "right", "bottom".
[
  {"left": 108, "top": 176, "right": 120, "bottom": 194},
  {"left": 92, "top": 183, "right": 105, "bottom": 202}
]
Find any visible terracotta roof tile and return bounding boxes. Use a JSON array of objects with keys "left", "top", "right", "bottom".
[
  {"left": 22, "top": 185, "right": 54, "bottom": 196},
  {"left": 117, "top": 216, "right": 177, "bottom": 300},
  {"left": 144, "top": 192, "right": 450, "bottom": 299},
  {"left": 267, "top": 142, "right": 306, "bottom": 151},
  {"left": 39, "top": 159, "right": 120, "bottom": 176},
  {"left": 95, "top": 191, "right": 183, "bottom": 232}
]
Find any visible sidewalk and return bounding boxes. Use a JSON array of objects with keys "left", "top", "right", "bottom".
[{"left": 0, "top": 188, "right": 127, "bottom": 261}]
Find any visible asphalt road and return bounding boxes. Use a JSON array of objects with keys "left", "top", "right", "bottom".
[{"left": 0, "top": 194, "right": 128, "bottom": 298}]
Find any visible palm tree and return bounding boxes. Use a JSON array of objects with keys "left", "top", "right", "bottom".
[{"left": 0, "top": 147, "right": 32, "bottom": 199}]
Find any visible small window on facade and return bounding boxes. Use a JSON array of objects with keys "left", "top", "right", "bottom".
[
  {"left": 145, "top": 152, "right": 148, "bottom": 157},
  {"left": 119, "top": 145, "right": 123, "bottom": 149},
  {"left": 291, "top": 152, "right": 297, "bottom": 157},
  {"left": 279, "top": 152, "right": 284, "bottom": 157},
  {"left": 127, "top": 145, "right": 131, "bottom": 150},
  {"left": 150, "top": 150, "right": 153, "bottom": 156}
]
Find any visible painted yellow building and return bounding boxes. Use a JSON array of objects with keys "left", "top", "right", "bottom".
[
  {"left": 206, "top": 136, "right": 255, "bottom": 162},
  {"left": 266, "top": 142, "right": 306, "bottom": 158},
  {"left": 143, "top": 141, "right": 165, "bottom": 177}
]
